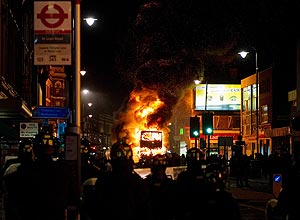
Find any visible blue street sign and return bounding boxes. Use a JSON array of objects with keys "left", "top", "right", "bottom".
[
  {"left": 32, "top": 107, "right": 70, "bottom": 119},
  {"left": 273, "top": 174, "right": 282, "bottom": 183}
]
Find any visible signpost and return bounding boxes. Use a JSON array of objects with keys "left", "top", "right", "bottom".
[
  {"left": 34, "top": 1, "right": 72, "bottom": 65},
  {"left": 273, "top": 174, "right": 282, "bottom": 198},
  {"left": 32, "top": 106, "right": 70, "bottom": 119},
  {"left": 20, "top": 123, "right": 39, "bottom": 138}
]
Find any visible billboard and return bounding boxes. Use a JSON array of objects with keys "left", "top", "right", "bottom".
[{"left": 195, "top": 84, "right": 241, "bottom": 111}]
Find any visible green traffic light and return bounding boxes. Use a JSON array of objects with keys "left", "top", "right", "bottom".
[
  {"left": 206, "top": 127, "right": 213, "bottom": 134},
  {"left": 190, "top": 116, "right": 200, "bottom": 138},
  {"left": 202, "top": 112, "right": 214, "bottom": 135},
  {"left": 193, "top": 130, "right": 199, "bottom": 137}
]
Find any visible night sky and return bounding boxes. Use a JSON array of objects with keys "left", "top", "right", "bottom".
[{"left": 80, "top": 0, "right": 300, "bottom": 114}]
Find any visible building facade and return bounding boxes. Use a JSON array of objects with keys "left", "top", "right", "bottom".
[{"left": 0, "top": 0, "right": 113, "bottom": 163}]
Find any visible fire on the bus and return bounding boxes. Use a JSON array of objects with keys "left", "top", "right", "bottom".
[{"left": 112, "top": 86, "right": 170, "bottom": 162}]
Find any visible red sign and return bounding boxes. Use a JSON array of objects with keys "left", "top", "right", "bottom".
[
  {"left": 34, "top": 1, "right": 72, "bottom": 65},
  {"left": 191, "top": 133, "right": 240, "bottom": 140},
  {"left": 37, "top": 4, "right": 68, "bottom": 29}
]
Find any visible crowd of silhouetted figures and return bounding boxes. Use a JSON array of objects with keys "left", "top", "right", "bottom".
[
  {"left": 1, "top": 130, "right": 299, "bottom": 220},
  {"left": 80, "top": 146, "right": 240, "bottom": 220},
  {"left": 229, "top": 150, "right": 294, "bottom": 187}
]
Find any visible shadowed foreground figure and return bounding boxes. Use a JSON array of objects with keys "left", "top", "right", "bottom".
[
  {"left": 3, "top": 129, "right": 78, "bottom": 220},
  {"left": 265, "top": 147, "right": 300, "bottom": 220},
  {"left": 2, "top": 139, "right": 34, "bottom": 220},
  {"left": 93, "top": 141, "right": 153, "bottom": 220},
  {"left": 145, "top": 154, "right": 177, "bottom": 220},
  {"left": 176, "top": 148, "right": 241, "bottom": 220}
]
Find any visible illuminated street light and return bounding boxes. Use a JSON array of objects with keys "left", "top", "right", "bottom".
[
  {"left": 194, "top": 79, "right": 201, "bottom": 85},
  {"left": 239, "top": 47, "right": 259, "bottom": 153},
  {"left": 194, "top": 68, "right": 205, "bottom": 85},
  {"left": 83, "top": 17, "right": 98, "bottom": 26},
  {"left": 238, "top": 51, "right": 249, "bottom": 59},
  {"left": 80, "top": 69, "right": 86, "bottom": 76},
  {"left": 82, "top": 89, "right": 89, "bottom": 95}
]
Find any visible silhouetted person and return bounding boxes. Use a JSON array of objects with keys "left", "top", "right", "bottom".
[
  {"left": 3, "top": 138, "right": 34, "bottom": 220},
  {"left": 145, "top": 154, "right": 177, "bottom": 220},
  {"left": 275, "top": 147, "right": 300, "bottom": 220},
  {"left": 241, "top": 154, "right": 250, "bottom": 187},
  {"left": 80, "top": 138, "right": 100, "bottom": 184},
  {"left": 176, "top": 147, "right": 208, "bottom": 219},
  {"left": 80, "top": 148, "right": 110, "bottom": 220},
  {"left": 176, "top": 147, "right": 241, "bottom": 220},
  {"left": 3, "top": 129, "right": 78, "bottom": 220},
  {"left": 268, "top": 151, "right": 281, "bottom": 184},
  {"left": 93, "top": 141, "right": 153, "bottom": 220}
]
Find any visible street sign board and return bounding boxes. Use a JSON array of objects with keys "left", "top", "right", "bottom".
[
  {"left": 32, "top": 107, "right": 70, "bottom": 119},
  {"left": 218, "top": 136, "right": 233, "bottom": 146},
  {"left": 34, "top": 1, "right": 72, "bottom": 65},
  {"left": 20, "top": 122, "right": 39, "bottom": 138}
]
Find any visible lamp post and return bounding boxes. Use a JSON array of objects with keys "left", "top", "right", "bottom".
[
  {"left": 239, "top": 47, "right": 259, "bottom": 153},
  {"left": 73, "top": 3, "right": 97, "bottom": 218}
]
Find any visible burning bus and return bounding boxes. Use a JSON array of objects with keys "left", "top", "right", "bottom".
[
  {"left": 112, "top": 87, "right": 171, "bottom": 163},
  {"left": 140, "top": 130, "right": 162, "bottom": 149},
  {"left": 139, "top": 130, "right": 163, "bottom": 156}
]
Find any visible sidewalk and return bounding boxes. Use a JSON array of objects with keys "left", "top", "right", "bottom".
[
  {"left": 228, "top": 186, "right": 275, "bottom": 201},
  {"left": 227, "top": 177, "right": 275, "bottom": 201}
]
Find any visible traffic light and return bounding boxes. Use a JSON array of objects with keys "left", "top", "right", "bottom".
[
  {"left": 202, "top": 112, "right": 213, "bottom": 135},
  {"left": 190, "top": 116, "right": 200, "bottom": 138}
]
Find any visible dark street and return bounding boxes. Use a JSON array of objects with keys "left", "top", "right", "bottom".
[
  {"left": 0, "top": 176, "right": 275, "bottom": 220},
  {"left": 228, "top": 177, "right": 274, "bottom": 220}
]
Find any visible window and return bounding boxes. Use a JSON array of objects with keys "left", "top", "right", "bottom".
[
  {"left": 261, "top": 105, "right": 269, "bottom": 124},
  {"left": 242, "top": 86, "right": 251, "bottom": 112}
]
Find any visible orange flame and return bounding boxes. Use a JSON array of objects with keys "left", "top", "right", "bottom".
[{"left": 113, "top": 87, "right": 170, "bottom": 162}]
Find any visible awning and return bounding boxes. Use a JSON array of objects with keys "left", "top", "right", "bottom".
[
  {"left": 0, "top": 77, "right": 32, "bottom": 140},
  {"left": 0, "top": 99, "right": 32, "bottom": 140},
  {"left": 0, "top": 99, "right": 32, "bottom": 119}
]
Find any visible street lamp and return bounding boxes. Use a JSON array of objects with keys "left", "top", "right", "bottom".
[
  {"left": 80, "top": 69, "right": 86, "bottom": 76},
  {"left": 82, "top": 89, "right": 89, "bottom": 95},
  {"left": 87, "top": 102, "right": 93, "bottom": 108},
  {"left": 73, "top": 3, "right": 97, "bottom": 215},
  {"left": 194, "top": 67, "right": 205, "bottom": 85},
  {"left": 83, "top": 17, "right": 98, "bottom": 26},
  {"left": 238, "top": 47, "right": 259, "bottom": 153}
]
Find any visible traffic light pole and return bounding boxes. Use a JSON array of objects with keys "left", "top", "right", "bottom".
[
  {"left": 190, "top": 116, "right": 200, "bottom": 149},
  {"left": 205, "top": 82, "right": 210, "bottom": 156},
  {"left": 207, "top": 134, "right": 210, "bottom": 155}
]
